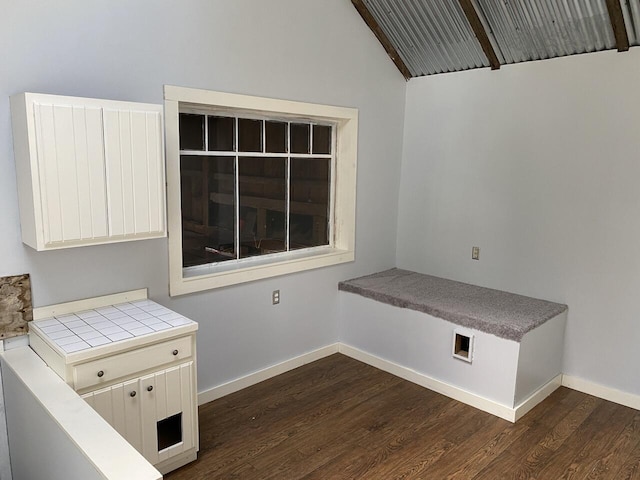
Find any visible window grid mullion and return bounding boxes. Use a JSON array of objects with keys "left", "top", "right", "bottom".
[
  {"left": 234, "top": 117, "right": 240, "bottom": 261},
  {"left": 204, "top": 115, "right": 209, "bottom": 151},
  {"left": 286, "top": 121, "right": 291, "bottom": 252},
  {"left": 179, "top": 150, "right": 330, "bottom": 159},
  {"left": 329, "top": 127, "right": 337, "bottom": 246}
]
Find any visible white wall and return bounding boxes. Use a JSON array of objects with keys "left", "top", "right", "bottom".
[
  {"left": 3, "top": 366, "right": 109, "bottom": 480},
  {"left": 397, "top": 47, "right": 640, "bottom": 397},
  {"left": 2, "top": 346, "right": 161, "bottom": 480},
  {"left": 0, "top": 0, "right": 406, "bottom": 473}
]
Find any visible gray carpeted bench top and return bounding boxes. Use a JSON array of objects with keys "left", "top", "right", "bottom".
[{"left": 338, "top": 269, "right": 567, "bottom": 342}]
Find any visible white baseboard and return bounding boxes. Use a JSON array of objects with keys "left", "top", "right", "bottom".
[
  {"left": 513, "top": 374, "right": 562, "bottom": 422},
  {"left": 337, "top": 343, "right": 519, "bottom": 422},
  {"left": 562, "top": 375, "right": 640, "bottom": 411},
  {"left": 196, "top": 343, "right": 639, "bottom": 421},
  {"left": 197, "top": 343, "right": 339, "bottom": 405}
]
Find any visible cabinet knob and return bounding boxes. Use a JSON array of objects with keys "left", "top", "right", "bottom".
[
  {"left": 147, "top": 385, "right": 154, "bottom": 392},
  {"left": 97, "top": 370, "right": 104, "bottom": 378},
  {"left": 172, "top": 349, "right": 179, "bottom": 356},
  {"left": 130, "top": 391, "right": 137, "bottom": 397}
]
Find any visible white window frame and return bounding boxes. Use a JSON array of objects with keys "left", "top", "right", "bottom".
[{"left": 164, "top": 85, "right": 358, "bottom": 296}]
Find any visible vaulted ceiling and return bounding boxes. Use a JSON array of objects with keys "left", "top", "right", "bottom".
[{"left": 352, "top": 0, "right": 639, "bottom": 79}]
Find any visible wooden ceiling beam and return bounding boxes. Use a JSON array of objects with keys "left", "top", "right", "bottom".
[
  {"left": 457, "top": 0, "right": 501, "bottom": 70},
  {"left": 351, "top": 0, "right": 413, "bottom": 80},
  {"left": 605, "top": 0, "right": 630, "bottom": 52}
]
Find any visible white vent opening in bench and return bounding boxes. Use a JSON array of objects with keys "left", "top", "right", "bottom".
[{"left": 453, "top": 330, "right": 474, "bottom": 363}]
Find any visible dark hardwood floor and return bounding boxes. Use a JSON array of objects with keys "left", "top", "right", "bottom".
[{"left": 166, "top": 354, "right": 640, "bottom": 479}]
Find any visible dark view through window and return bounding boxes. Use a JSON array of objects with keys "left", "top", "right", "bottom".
[{"left": 179, "top": 113, "right": 333, "bottom": 269}]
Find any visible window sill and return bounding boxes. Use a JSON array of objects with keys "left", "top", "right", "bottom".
[{"left": 169, "top": 247, "right": 353, "bottom": 296}]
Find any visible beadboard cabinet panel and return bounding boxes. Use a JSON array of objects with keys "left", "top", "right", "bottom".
[
  {"left": 10, "top": 93, "right": 166, "bottom": 251},
  {"left": 140, "top": 362, "right": 195, "bottom": 465},
  {"left": 82, "top": 361, "right": 196, "bottom": 468},
  {"left": 74, "top": 105, "right": 109, "bottom": 240},
  {"left": 33, "top": 103, "right": 109, "bottom": 244}
]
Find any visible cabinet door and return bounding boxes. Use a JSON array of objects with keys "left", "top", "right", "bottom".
[
  {"left": 33, "top": 102, "right": 108, "bottom": 245},
  {"left": 103, "top": 108, "right": 165, "bottom": 238},
  {"left": 83, "top": 361, "right": 196, "bottom": 467},
  {"left": 81, "top": 385, "right": 115, "bottom": 424},
  {"left": 122, "top": 379, "right": 144, "bottom": 452},
  {"left": 82, "top": 379, "right": 143, "bottom": 452},
  {"left": 141, "top": 362, "right": 197, "bottom": 464},
  {"left": 140, "top": 362, "right": 196, "bottom": 465}
]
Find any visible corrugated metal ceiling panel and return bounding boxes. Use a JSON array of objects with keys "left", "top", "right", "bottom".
[
  {"left": 363, "top": 0, "right": 489, "bottom": 76},
  {"left": 359, "top": 0, "right": 638, "bottom": 77},
  {"left": 476, "top": 0, "right": 616, "bottom": 64},
  {"left": 624, "top": 0, "right": 640, "bottom": 45}
]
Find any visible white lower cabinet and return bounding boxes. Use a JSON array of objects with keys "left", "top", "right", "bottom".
[
  {"left": 28, "top": 293, "right": 199, "bottom": 475},
  {"left": 82, "top": 361, "right": 196, "bottom": 467}
]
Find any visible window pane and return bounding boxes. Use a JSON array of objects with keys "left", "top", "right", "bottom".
[
  {"left": 265, "top": 121, "right": 287, "bottom": 153},
  {"left": 239, "top": 157, "right": 286, "bottom": 258},
  {"left": 290, "top": 158, "right": 330, "bottom": 249},
  {"left": 179, "top": 114, "right": 204, "bottom": 150},
  {"left": 181, "top": 155, "right": 236, "bottom": 267},
  {"left": 290, "top": 123, "right": 310, "bottom": 154},
  {"left": 312, "top": 124, "right": 332, "bottom": 154},
  {"left": 238, "top": 118, "right": 262, "bottom": 152},
  {"left": 208, "top": 116, "right": 235, "bottom": 151}
]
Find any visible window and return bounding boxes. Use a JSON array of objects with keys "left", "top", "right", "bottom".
[
  {"left": 164, "top": 86, "right": 358, "bottom": 295},
  {"left": 179, "top": 114, "right": 332, "bottom": 268}
]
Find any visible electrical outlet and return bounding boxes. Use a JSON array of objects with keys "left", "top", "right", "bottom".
[
  {"left": 272, "top": 290, "right": 280, "bottom": 305},
  {"left": 472, "top": 246, "right": 480, "bottom": 260}
]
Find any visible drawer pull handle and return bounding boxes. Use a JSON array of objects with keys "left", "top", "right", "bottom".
[
  {"left": 172, "top": 349, "right": 179, "bottom": 356},
  {"left": 97, "top": 370, "right": 104, "bottom": 378},
  {"left": 147, "top": 385, "right": 154, "bottom": 392},
  {"left": 130, "top": 391, "right": 137, "bottom": 397}
]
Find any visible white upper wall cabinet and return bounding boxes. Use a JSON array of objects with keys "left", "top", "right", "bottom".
[{"left": 10, "top": 93, "right": 166, "bottom": 251}]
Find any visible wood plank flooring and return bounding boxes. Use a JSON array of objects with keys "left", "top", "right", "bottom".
[{"left": 165, "top": 354, "right": 640, "bottom": 479}]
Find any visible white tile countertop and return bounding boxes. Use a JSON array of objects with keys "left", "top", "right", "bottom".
[{"left": 31, "top": 299, "right": 194, "bottom": 354}]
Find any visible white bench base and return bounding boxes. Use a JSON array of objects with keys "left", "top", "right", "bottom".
[{"left": 339, "top": 293, "right": 567, "bottom": 422}]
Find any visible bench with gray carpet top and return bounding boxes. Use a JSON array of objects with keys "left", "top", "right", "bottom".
[{"left": 338, "top": 268, "right": 568, "bottom": 422}]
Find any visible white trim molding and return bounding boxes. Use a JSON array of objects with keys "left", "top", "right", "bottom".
[
  {"left": 195, "top": 343, "right": 640, "bottom": 422},
  {"left": 32, "top": 289, "right": 148, "bottom": 320},
  {"left": 340, "top": 344, "right": 565, "bottom": 423},
  {"left": 196, "top": 342, "right": 562, "bottom": 423},
  {"left": 562, "top": 374, "right": 640, "bottom": 411},
  {"left": 164, "top": 85, "right": 358, "bottom": 296},
  {"left": 197, "top": 344, "right": 339, "bottom": 405},
  {"left": 338, "top": 344, "right": 518, "bottom": 422},
  {"left": 513, "top": 374, "right": 563, "bottom": 422}
]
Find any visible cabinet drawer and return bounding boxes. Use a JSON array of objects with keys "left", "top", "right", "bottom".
[{"left": 73, "top": 336, "right": 192, "bottom": 390}]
